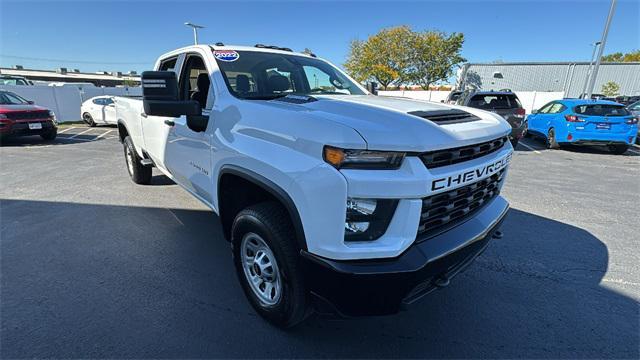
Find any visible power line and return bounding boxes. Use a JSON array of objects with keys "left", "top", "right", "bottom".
[{"left": 0, "top": 54, "right": 151, "bottom": 65}]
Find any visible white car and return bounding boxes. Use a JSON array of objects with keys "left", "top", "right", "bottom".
[
  {"left": 81, "top": 96, "right": 116, "bottom": 126},
  {"left": 114, "top": 44, "right": 513, "bottom": 327}
]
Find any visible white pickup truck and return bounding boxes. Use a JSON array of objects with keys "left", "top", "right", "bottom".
[{"left": 114, "top": 44, "right": 513, "bottom": 327}]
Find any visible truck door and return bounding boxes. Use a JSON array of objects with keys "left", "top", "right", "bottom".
[
  {"left": 141, "top": 55, "right": 182, "bottom": 173},
  {"left": 164, "top": 52, "right": 214, "bottom": 204}
]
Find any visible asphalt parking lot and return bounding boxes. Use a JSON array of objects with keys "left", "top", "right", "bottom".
[{"left": 1, "top": 125, "right": 639, "bottom": 358}]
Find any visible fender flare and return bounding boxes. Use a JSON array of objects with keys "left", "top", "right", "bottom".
[
  {"left": 218, "top": 165, "right": 308, "bottom": 251},
  {"left": 116, "top": 119, "right": 129, "bottom": 143}
]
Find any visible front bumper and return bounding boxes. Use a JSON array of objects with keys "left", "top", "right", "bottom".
[
  {"left": 301, "top": 195, "right": 509, "bottom": 316},
  {"left": 0, "top": 120, "right": 56, "bottom": 138}
]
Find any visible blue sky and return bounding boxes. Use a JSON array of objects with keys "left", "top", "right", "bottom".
[{"left": 1, "top": 0, "right": 638, "bottom": 74}]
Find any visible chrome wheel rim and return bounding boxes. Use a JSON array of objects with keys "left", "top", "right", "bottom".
[
  {"left": 240, "top": 233, "right": 282, "bottom": 307},
  {"left": 125, "top": 146, "right": 134, "bottom": 175}
]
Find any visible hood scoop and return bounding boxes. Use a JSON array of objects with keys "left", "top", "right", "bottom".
[
  {"left": 274, "top": 94, "right": 318, "bottom": 104},
  {"left": 408, "top": 109, "right": 480, "bottom": 125}
]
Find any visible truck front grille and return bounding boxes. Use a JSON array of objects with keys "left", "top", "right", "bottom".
[
  {"left": 4, "top": 110, "right": 51, "bottom": 120},
  {"left": 418, "top": 169, "right": 505, "bottom": 238},
  {"left": 420, "top": 136, "right": 508, "bottom": 169}
]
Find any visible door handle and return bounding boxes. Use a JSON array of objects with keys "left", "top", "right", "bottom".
[
  {"left": 141, "top": 113, "right": 148, "bottom": 118},
  {"left": 164, "top": 119, "right": 175, "bottom": 126}
]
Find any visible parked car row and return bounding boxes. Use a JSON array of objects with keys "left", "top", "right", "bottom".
[{"left": 0, "top": 92, "right": 121, "bottom": 143}]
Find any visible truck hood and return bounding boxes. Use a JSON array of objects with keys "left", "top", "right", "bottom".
[{"left": 272, "top": 95, "right": 511, "bottom": 152}]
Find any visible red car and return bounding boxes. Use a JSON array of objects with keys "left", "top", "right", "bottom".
[{"left": 0, "top": 90, "right": 57, "bottom": 142}]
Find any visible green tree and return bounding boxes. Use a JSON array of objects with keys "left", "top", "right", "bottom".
[
  {"left": 601, "top": 81, "right": 620, "bottom": 97},
  {"left": 601, "top": 50, "right": 640, "bottom": 62},
  {"left": 345, "top": 26, "right": 465, "bottom": 90},
  {"left": 345, "top": 26, "right": 414, "bottom": 90},
  {"left": 407, "top": 31, "right": 466, "bottom": 90}
]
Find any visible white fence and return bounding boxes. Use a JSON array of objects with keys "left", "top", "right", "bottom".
[
  {"left": 378, "top": 90, "right": 565, "bottom": 114},
  {"left": 0, "top": 84, "right": 141, "bottom": 123}
]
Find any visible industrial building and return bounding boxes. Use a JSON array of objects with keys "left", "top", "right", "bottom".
[
  {"left": 0, "top": 66, "right": 140, "bottom": 87},
  {"left": 457, "top": 62, "right": 640, "bottom": 98}
]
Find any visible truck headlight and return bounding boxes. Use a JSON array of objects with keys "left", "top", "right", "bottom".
[
  {"left": 344, "top": 198, "right": 398, "bottom": 241},
  {"left": 324, "top": 146, "right": 405, "bottom": 170}
]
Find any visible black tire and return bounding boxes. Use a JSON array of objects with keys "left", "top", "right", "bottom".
[
  {"left": 510, "top": 138, "right": 519, "bottom": 149},
  {"left": 231, "top": 202, "right": 308, "bottom": 328},
  {"left": 547, "top": 128, "right": 560, "bottom": 149},
  {"left": 40, "top": 128, "right": 57, "bottom": 141},
  {"left": 123, "top": 136, "right": 151, "bottom": 184},
  {"left": 83, "top": 113, "right": 96, "bottom": 127},
  {"left": 608, "top": 144, "right": 629, "bottom": 155}
]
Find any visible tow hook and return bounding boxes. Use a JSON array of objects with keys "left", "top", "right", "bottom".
[
  {"left": 434, "top": 275, "right": 450, "bottom": 288},
  {"left": 492, "top": 230, "right": 503, "bottom": 239}
]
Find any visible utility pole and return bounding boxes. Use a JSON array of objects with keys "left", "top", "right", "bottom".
[
  {"left": 586, "top": 0, "right": 617, "bottom": 98},
  {"left": 184, "top": 22, "right": 205, "bottom": 45},
  {"left": 581, "top": 41, "right": 601, "bottom": 98}
]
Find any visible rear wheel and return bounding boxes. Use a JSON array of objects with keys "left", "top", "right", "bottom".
[
  {"left": 608, "top": 144, "right": 629, "bottom": 155},
  {"left": 547, "top": 128, "right": 560, "bottom": 149},
  {"left": 40, "top": 128, "right": 57, "bottom": 141},
  {"left": 123, "top": 136, "right": 151, "bottom": 184},
  {"left": 232, "top": 202, "right": 309, "bottom": 328},
  {"left": 83, "top": 113, "right": 96, "bottom": 127}
]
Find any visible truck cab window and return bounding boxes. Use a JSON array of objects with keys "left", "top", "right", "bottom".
[
  {"left": 180, "top": 55, "right": 209, "bottom": 108},
  {"left": 159, "top": 57, "right": 178, "bottom": 72}
]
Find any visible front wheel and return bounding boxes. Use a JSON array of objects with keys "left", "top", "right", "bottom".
[
  {"left": 232, "top": 202, "right": 309, "bottom": 328},
  {"left": 40, "top": 128, "right": 57, "bottom": 141},
  {"left": 608, "top": 144, "right": 629, "bottom": 155},
  {"left": 123, "top": 136, "right": 151, "bottom": 184},
  {"left": 83, "top": 113, "right": 96, "bottom": 127}
]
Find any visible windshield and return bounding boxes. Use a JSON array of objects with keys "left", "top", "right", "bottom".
[
  {"left": 574, "top": 104, "right": 630, "bottom": 116},
  {"left": 213, "top": 50, "right": 365, "bottom": 100},
  {"left": 0, "top": 91, "right": 30, "bottom": 105}
]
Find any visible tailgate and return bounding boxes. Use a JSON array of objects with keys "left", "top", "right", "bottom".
[{"left": 578, "top": 115, "right": 632, "bottom": 133}]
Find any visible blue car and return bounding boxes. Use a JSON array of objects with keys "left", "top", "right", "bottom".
[{"left": 526, "top": 99, "right": 638, "bottom": 154}]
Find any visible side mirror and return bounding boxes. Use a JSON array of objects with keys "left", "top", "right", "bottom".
[
  {"left": 27, "top": 100, "right": 35, "bottom": 104},
  {"left": 142, "top": 71, "right": 201, "bottom": 117},
  {"left": 532, "top": 109, "right": 538, "bottom": 114}
]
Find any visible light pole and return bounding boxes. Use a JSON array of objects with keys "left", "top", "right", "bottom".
[
  {"left": 184, "top": 22, "right": 204, "bottom": 45},
  {"left": 586, "top": 0, "right": 617, "bottom": 99},
  {"left": 581, "top": 41, "right": 601, "bottom": 98}
]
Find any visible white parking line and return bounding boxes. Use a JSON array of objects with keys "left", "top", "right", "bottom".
[
  {"left": 627, "top": 148, "right": 640, "bottom": 155},
  {"left": 518, "top": 141, "right": 541, "bottom": 154},
  {"left": 57, "top": 127, "right": 76, "bottom": 134},
  {"left": 94, "top": 129, "right": 114, "bottom": 140},
  {"left": 68, "top": 128, "right": 93, "bottom": 139}
]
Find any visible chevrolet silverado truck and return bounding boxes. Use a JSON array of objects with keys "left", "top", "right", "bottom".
[{"left": 114, "top": 44, "right": 513, "bottom": 327}]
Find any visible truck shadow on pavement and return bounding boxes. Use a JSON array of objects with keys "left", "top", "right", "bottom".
[{"left": 1, "top": 200, "right": 637, "bottom": 359}]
